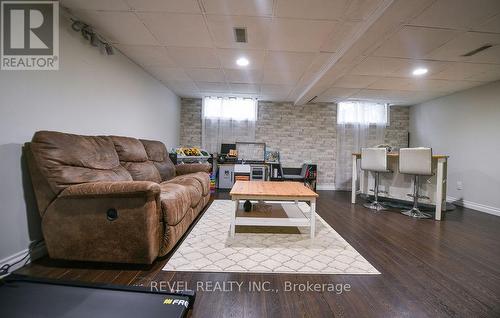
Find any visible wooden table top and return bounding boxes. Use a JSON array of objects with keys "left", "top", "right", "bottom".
[
  {"left": 230, "top": 181, "right": 318, "bottom": 198},
  {"left": 352, "top": 152, "right": 449, "bottom": 159}
]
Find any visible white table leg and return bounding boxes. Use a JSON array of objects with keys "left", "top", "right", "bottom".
[
  {"left": 435, "top": 158, "right": 446, "bottom": 221},
  {"left": 351, "top": 155, "right": 358, "bottom": 204},
  {"left": 310, "top": 199, "right": 316, "bottom": 239},
  {"left": 231, "top": 200, "right": 238, "bottom": 237}
]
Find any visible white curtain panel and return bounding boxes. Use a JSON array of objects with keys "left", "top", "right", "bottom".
[
  {"left": 202, "top": 97, "right": 258, "bottom": 154},
  {"left": 335, "top": 102, "right": 388, "bottom": 190}
]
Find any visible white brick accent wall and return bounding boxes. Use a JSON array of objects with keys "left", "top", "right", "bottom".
[{"left": 179, "top": 98, "right": 409, "bottom": 187}]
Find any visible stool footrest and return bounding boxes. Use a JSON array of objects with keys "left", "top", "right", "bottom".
[{"left": 406, "top": 193, "right": 430, "bottom": 200}]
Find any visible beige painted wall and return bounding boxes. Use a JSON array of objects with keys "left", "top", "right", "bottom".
[
  {"left": 0, "top": 16, "right": 181, "bottom": 262},
  {"left": 410, "top": 81, "right": 500, "bottom": 214}
]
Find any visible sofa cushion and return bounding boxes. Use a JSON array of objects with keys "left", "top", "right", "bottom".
[
  {"left": 110, "top": 136, "right": 148, "bottom": 162},
  {"left": 159, "top": 183, "right": 191, "bottom": 226},
  {"left": 111, "top": 136, "right": 161, "bottom": 183},
  {"left": 140, "top": 139, "right": 176, "bottom": 181},
  {"left": 30, "top": 131, "right": 132, "bottom": 193},
  {"left": 120, "top": 162, "right": 161, "bottom": 183},
  {"left": 165, "top": 177, "right": 203, "bottom": 208},
  {"left": 173, "top": 172, "right": 210, "bottom": 196}
]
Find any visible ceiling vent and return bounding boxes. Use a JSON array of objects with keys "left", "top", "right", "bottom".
[
  {"left": 234, "top": 27, "right": 247, "bottom": 43},
  {"left": 307, "top": 96, "right": 318, "bottom": 103},
  {"left": 461, "top": 44, "right": 493, "bottom": 57}
]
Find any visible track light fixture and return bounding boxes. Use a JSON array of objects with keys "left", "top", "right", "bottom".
[{"left": 71, "top": 19, "right": 114, "bottom": 56}]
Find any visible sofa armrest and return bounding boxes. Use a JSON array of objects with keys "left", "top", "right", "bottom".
[
  {"left": 175, "top": 163, "right": 211, "bottom": 176},
  {"left": 44, "top": 181, "right": 162, "bottom": 264},
  {"left": 59, "top": 181, "right": 161, "bottom": 198}
]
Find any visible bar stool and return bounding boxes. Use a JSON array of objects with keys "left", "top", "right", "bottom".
[
  {"left": 399, "top": 147, "right": 433, "bottom": 219},
  {"left": 361, "top": 147, "right": 391, "bottom": 211}
]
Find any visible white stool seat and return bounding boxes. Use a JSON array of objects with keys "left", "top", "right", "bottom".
[
  {"left": 398, "top": 147, "right": 433, "bottom": 219},
  {"left": 360, "top": 147, "right": 391, "bottom": 212},
  {"left": 361, "top": 148, "right": 390, "bottom": 172},
  {"left": 399, "top": 147, "right": 432, "bottom": 176}
]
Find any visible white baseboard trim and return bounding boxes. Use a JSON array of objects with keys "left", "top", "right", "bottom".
[
  {"left": 0, "top": 242, "right": 47, "bottom": 276},
  {"left": 447, "top": 196, "right": 500, "bottom": 217},
  {"left": 316, "top": 184, "right": 336, "bottom": 191}
]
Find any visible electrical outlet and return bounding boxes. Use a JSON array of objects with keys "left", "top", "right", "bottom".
[{"left": 457, "top": 181, "right": 463, "bottom": 190}]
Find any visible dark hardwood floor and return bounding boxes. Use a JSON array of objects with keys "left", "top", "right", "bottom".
[{"left": 16, "top": 191, "right": 500, "bottom": 317}]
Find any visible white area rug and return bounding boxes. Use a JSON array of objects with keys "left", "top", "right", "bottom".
[{"left": 163, "top": 200, "right": 380, "bottom": 275}]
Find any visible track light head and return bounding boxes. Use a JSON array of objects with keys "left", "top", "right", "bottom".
[{"left": 90, "top": 33, "right": 100, "bottom": 47}]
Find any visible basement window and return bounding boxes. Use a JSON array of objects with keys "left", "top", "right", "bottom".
[
  {"left": 337, "top": 101, "right": 388, "bottom": 125},
  {"left": 203, "top": 97, "right": 257, "bottom": 121}
]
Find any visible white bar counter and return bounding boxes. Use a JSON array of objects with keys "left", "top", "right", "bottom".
[{"left": 351, "top": 152, "right": 449, "bottom": 220}]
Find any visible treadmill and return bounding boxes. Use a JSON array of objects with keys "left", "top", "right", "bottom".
[{"left": 0, "top": 274, "right": 195, "bottom": 318}]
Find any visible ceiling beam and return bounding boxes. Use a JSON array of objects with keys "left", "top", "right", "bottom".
[{"left": 294, "top": 0, "right": 395, "bottom": 105}]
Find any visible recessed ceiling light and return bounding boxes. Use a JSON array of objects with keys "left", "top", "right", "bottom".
[
  {"left": 412, "top": 68, "right": 428, "bottom": 76},
  {"left": 236, "top": 57, "right": 249, "bottom": 67}
]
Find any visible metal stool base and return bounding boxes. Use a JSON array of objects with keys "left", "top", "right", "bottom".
[
  {"left": 363, "top": 201, "right": 387, "bottom": 212},
  {"left": 401, "top": 207, "right": 431, "bottom": 219}
]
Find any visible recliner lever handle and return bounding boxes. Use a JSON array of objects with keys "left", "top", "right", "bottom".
[{"left": 107, "top": 208, "right": 118, "bottom": 221}]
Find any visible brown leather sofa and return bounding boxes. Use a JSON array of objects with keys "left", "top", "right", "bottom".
[{"left": 25, "top": 131, "right": 211, "bottom": 264}]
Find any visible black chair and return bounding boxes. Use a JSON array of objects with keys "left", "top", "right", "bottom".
[{"left": 280, "top": 164, "right": 307, "bottom": 181}]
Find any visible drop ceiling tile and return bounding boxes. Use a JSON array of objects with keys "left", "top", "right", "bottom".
[
  {"left": 185, "top": 68, "right": 225, "bottom": 82},
  {"left": 61, "top": 0, "right": 130, "bottom": 11},
  {"left": 429, "top": 62, "right": 494, "bottom": 81},
  {"left": 320, "top": 21, "right": 360, "bottom": 52},
  {"left": 465, "top": 64, "right": 500, "bottom": 82},
  {"left": 368, "top": 77, "right": 414, "bottom": 90},
  {"left": 403, "top": 79, "right": 484, "bottom": 92},
  {"left": 230, "top": 83, "right": 260, "bottom": 94},
  {"left": 269, "top": 19, "right": 337, "bottom": 52},
  {"left": 196, "top": 81, "right": 230, "bottom": 92},
  {"left": 206, "top": 15, "right": 271, "bottom": 49},
  {"left": 373, "top": 26, "right": 459, "bottom": 59},
  {"left": 137, "top": 13, "right": 212, "bottom": 47},
  {"left": 410, "top": 0, "right": 500, "bottom": 30},
  {"left": 165, "top": 80, "right": 199, "bottom": 95},
  {"left": 436, "top": 80, "right": 484, "bottom": 93},
  {"left": 259, "top": 94, "right": 291, "bottom": 101},
  {"left": 332, "top": 75, "right": 378, "bottom": 88},
  {"left": 216, "top": 48, "right": 265, "bottom": 70},
  {"left": 350, "top": 56, "right": 408, "bottom": 76},
  {"left": 345, "top": 0, "right": 384, "bottom": 20},
  {"left": 263, "top": 51, "right": 316, "bottom": 73},
  {"left": 202, "top": 0, "right": 273, "bottom": 16},
  {"left": 167, "top": 47, "right": 220, "bottom": 68},
  {"left": 260, "top": 84, "right": 294, "bottom": 95},
  {"left": 309, "top": 53, "right": 334, "bottom": 70},
  {"left": 276, "top": 0, "right": 349, "bottom": 20},
  {"left": 144, "top": 67, "right": 191, "bottom": 82},
  {"left": 288, "top": 84, "right": 314, "bottom": 101},
  {"left": 124, "top": 0, "right": 201, "bottom": 13},
  {"left": 390, "top": 59, "right": 449, "bottom": 78},
  {"left": 350, "top": 89, "right": 416, "bottom": 103},
  {"left": 406, "top": 91, "right": 446, "bottom": 104},
  {"left": 427, "top": 32, "right": 500, "bottom": 63},
  {"left": 115, "top": 45, "right": 175, "bottom": 66},
  {"left": 262, "top": 70, "right": 304, "bottom": 84},
  {"left": 224, "top": 69, "right": 262, "bottom": 83},
  {"left": 72, "top": 10, "right": 157, "bottom": 45},
  {"left": 320, "top": 87, "right": 359, "bottom": 98},
  {"left": 472, "top": 13, "right": 500, "bottom": 33}
]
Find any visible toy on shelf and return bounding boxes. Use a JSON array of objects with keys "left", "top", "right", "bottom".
[
  {"left": 209, "top": 172, "right": 216, "bottom": 193},
  {"left": 171, "top": 147, "right": 211, "bottom": 164},
  {"left": 265, "top": 150, "right": 280, "bottom": 163}
]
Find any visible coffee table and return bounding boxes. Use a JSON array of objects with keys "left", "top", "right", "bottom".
[{"left": 229, "top": 181, "right": 319, "bottom": 238}]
